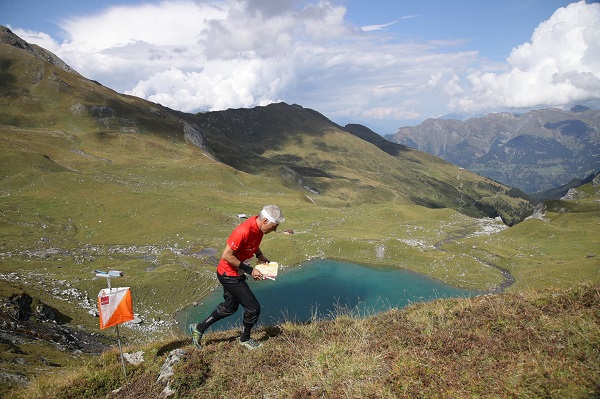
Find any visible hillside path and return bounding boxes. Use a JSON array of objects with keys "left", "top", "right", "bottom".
[{"left": 433, "top": 223, "right": 515, "bottom": 293}]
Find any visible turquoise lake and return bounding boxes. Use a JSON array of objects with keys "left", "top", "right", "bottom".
[{"left": 178, "top": 259, "right": 479, "bottom": 331}]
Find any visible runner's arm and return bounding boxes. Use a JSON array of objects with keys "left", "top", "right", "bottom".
[{"left": 222, "top": 245, "right": 262, "bottom": 277}]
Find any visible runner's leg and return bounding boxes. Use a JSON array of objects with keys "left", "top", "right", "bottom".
[
  {"left": 196, "top": 274, "right": 240, "bottom": 332},
  {"left": 216, "top": 275, "right": 260, "bottom": 340}
]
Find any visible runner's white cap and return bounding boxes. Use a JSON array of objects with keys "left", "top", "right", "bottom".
[{"left": 260, "top": 205, "right": 285, "bottom": 224}]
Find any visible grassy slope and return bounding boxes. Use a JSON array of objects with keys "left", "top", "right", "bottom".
[
  {"left": 8, "top": 283, "right": 600, "bottom": 399},
  {"left": 2, "top": 119, "right": 598, "bottom": 396},
  {"left": 187, "top": 104, "right": 531, "bottom": 225},
  {"left": 1, "top": 139, "right": 598, "bottom": 398},
  {"left": 441, "top": 190, "right": 600, "bottom": 291}
]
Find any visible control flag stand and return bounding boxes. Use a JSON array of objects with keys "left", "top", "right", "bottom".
[{"left": 95, "top": 270, "right": 134, "bottom": 377}]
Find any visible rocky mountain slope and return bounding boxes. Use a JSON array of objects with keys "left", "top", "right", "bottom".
[{"left": 387, "top": 106, "right": 600, "bottom": 193}]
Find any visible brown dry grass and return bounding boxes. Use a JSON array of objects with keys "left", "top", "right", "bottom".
[{"left": 9, "top": 283, "right": 599, "bottom": 399}]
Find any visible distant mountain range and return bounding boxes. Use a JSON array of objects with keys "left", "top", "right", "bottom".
[{"left": 386, "top": 106, "right": 600, "bottom": 194}]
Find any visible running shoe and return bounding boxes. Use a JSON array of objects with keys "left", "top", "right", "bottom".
[
  {"left": 239, "top": 338, "right": 262, "bottom": 350},
  {"left": 189, "top": 324, "right": 203, "bottom": 348}
]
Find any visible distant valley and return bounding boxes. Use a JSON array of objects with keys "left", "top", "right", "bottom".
[{"left": 386, "top": 106, "right": 600, "bottom": 194}]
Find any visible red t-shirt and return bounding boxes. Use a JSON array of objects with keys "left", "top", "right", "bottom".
[{"left": 217, "top": 216, "right": 264, "bottom": 276}]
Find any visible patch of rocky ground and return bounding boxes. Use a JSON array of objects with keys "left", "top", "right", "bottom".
[
  {"left": 0, "top": 269, "right": 178, "bottom": 335},
  {"left": 0, "top": 291, "right": 109, "bottom": 353},
  {"left": 0, "top": 243, "right": 216, "bottom": 392},
  {"left": 0, "top": 243, "right": 217, "bottom": 333},
  {"left": 0, "top": 291, "right": 111, "bottom": 391}
]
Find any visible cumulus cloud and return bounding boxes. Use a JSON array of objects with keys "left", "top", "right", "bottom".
[
  {"left": 12, "top": 0, "right": 474, "bottom": 125},
  {"left": 11, "top": 0, "right": 600, "bottom": 130},
  {"left": 453, "top": 1, "right": 600, "bottom": 111}
]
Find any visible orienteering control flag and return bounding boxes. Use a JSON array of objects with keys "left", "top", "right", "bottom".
[{"left": 98, "top": 287, "right": 134, "bottom": 329}]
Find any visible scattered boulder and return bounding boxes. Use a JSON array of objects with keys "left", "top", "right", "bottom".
[
  {"left": 561, "top": 188, "right": 585, "bottom": 200},
  {"left": 123, "top": 351, "right": 145, "bottom": 366},
  {"left": 157, "top": 348, "right": 187, "bottom": 399}
]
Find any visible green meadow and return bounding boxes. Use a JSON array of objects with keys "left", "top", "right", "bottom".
[{"left": 1, "top": 123, "right": 598, "bottom": 336}]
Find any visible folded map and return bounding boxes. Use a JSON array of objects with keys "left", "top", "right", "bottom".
[{"left": 255, "top": 262, "right": 278, "bottom": 280}]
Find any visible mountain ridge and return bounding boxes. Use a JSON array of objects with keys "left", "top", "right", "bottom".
[
  {"left": 179, "top": 103, "right": 533, "bottom": 223},
  {"left": 0, "top": 26, "right": 79, "bottom": 76},
  {"left": 387, "top": 106, "right": 600, "bottom": 193}
]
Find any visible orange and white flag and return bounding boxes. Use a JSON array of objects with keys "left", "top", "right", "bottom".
[{"left": 98, "top": 287, "right": 134, "bottom": 329}]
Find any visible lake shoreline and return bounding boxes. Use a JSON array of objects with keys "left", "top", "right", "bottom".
[{"left": 176, "top": 258, "right": 483, "bottom": 333}]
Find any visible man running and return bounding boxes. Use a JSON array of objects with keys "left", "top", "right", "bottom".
[{"left": 189, "top": 205, "right": 285, "bottom": 349}]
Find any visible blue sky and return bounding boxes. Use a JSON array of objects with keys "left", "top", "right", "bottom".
[{"left": 3, "top": 0, "right": 599, "bottom": 134}]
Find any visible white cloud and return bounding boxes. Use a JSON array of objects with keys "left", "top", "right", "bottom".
[
  {"left": 62, "top": 2, "right": 221, "bottom": 51},
  {"left": 30, "top": 0, "right": 463, "bottom": 121},
  {"left": 361, "top": 20, "right": 398, "bottom": 32},
  {"left": 128, "top": 57, "right": 292, "bottom": 112},
  {"left": 11, "top": 0, "right": 600, "bottom": 130},
  {"left": 362, "top": 106, "right": 420, "bottom": 120},
  {"left": 454, "top": 1, "right": 600, "bottom": 111},
  {"left": 429, "top": 73, "right": 464, "bottom": 96}
]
